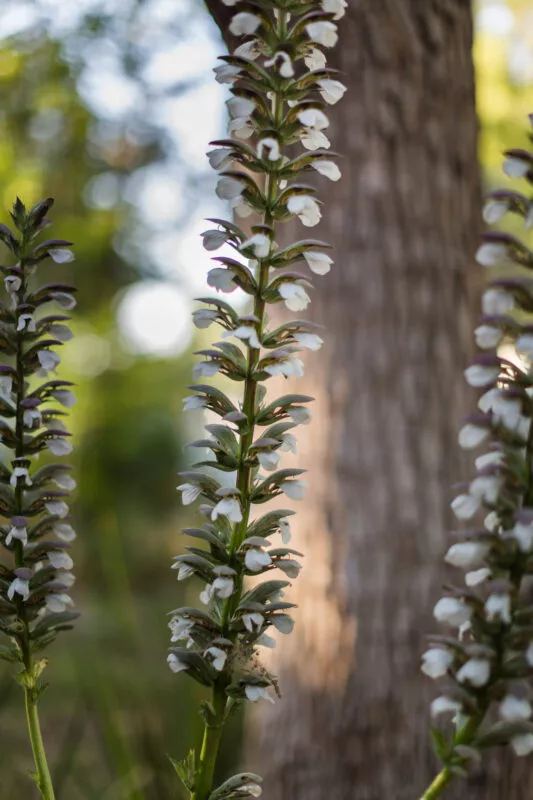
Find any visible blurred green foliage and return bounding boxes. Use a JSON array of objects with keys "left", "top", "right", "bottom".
[{"left": 0, "top": 0, "right": 532, "bottom": 797}]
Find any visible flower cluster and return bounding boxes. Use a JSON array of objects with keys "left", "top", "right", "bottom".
[
  {"left": 168, "top": 1, "right": 346, "bottom": 798},
  {"left": 422, "top": 120, "right": 533, "bottom": 787},
  {"left": 0, "top": 198, "right": 78, "bottom": 678}
]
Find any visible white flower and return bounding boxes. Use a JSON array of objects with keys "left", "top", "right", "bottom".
[
  {"left": 483, "top": 200, "right": 509, "bottom": 224},
  {"left": 200, "top": 574, "right": 235, "bottom": 604},
  {"left": 279, "top": 517, "right": 291, "bottom": 544},
  {"left": 7, "top": 577, "right": 30, "bottom": 602},
  {"left": 526, "top": 641, "right": 533, "bottom": 667},
  {"left": 5, "top": 275, "right": 21, "bottom": 294},
  {"left": 167, "top": 654, "right": 188, "bottom": 674},
  {"left": 464, "top": 363, "right": 499, "bottom": 387},
  {"left": 516, "top": 335, "right": 533, "bottom": 358},
  {"left": 240, "top": 233, "right": 270, "bottom": 258},
  {"left": 207, "top": 149, "right": 233, "bottom": 172},
  {"left": 17, "top": 313, "right": 36, "bottom": 332},
  {"left": 257, "top": 137, "right": 281, "bottom": 162},
  {"left": 503, "top": 157, "right": 530, "bottom": 178},
  {"left": 421, "top": 647, "right": 453, "bottom": 679},
  {"left": 271, "top": 614, "right": 294, "bottom": 633},
  {"left": 233, "top": 40, "right": 260, "bottom": 60},
  {"left": 277, "top": 559, "right": 302, "bottom": 578},
  {"left": 527, "top": 205, "right": 533, "bottom": 229},
  {"left": 257, "top": 451, "right": 280, "bottom": 471},
  {"left": 223, "top": 325, "right": 261, "bottom": 349},
  {"left": 183, "top": 395, "right": 206, "bottom": 411},
  {"left": 202, "top": 231, "right": 230, "bottom": 255},
  {"left": 245, "top": 685, "right": 274, "bottom": 703},
  {"left": 304, "top": 48, "right": 327, "bottom": 70},
  {"left": 47, "top": 438, "right": 73, "bottom": 457},
  {"left": 458, "top": 423, "right": 489, "bottom": 449},
  {"left": 430, "top": 696, "right": 462, "bottom": 718},
  {"left": 303, "top": 251, "right": 333, "bottom": 275},
  {"left": 317, "top": 79, "right": 346, "bottom": 105},
  {"left": 279, "top": 282, "right": 311, "bottom": 311},
  {"left": 264, "top": 51, "right": 294, "bottom": 78},
  {"left": 482, "top": 288, "right": 514, "bottom": 315},
  {"left": 466, "top": 568, "right": 491, "bottom": 587},
  {"left": 193, "top": 309, "right": 218, "bottom": 329},
  {"left": 5, "top": 523, "right": 27, "bottom": 547},
  {"left": 211, "top": 497, "right": 243, "bottom": 523},
  {"left": 451, "top": 494, "right": 480, "bottom": 520},
  {"left": 280, "top": 480, "right": 307, "bottom": 500},
  {"left": 294, "top": 332, "right": 323, "bottom": 351},
  {"left": 214, "top": 64, "right": 241, "bottom": 84},
  {"left": 205, "top": 646, "right": 227, "bottom": 672},
  {"left": 23, "top": 408, "right": 41, "bottom": 428},
  {"left": 301, "top": 129, "right": 331, "bottom": 151},
  {"left": 229, "top": 12, "right": 261, "bottom": 36},
  {"left": 445, "top": 541, "right": 489, "bottom": 569},
  {"left": 245, "top": 547, "right": 272, "bottom": 572},
  {"left": 169, "top": 616, "right": 194, "bottom": 645},
  {"left": 227, "top": 96, "right": 255, "bottom": 120},
  {"left": 474, "top": 325, "right": 502, "bottom": 350},
  {"left": 45, "top": 593, "right": 73, "bottom": 613},
  {"left": 280, "top": 432, "right": 297, "bottom": 453},
  {"left": 500, "top": 695, "right": 532, "bottom": 721},
  {"left": 475, "top": 242, "right": 507, "bottom": 267},
  {"left": 54, "top": 523, "right": 76, "bottom": 542},
  {"left": 232, "top": 196, "right": 254, "bottom": 216},
  {"left": 38, "top": 350, "right": 60, "bottom": 374},
  {"left": 0, "top": 376, "right": 13, "bottom": 401},
  {"left": 297, "top": 108, "right": 329, "bottom": 130},
  {"left": 193, "top": 360, "right": 221, "bottom": 379},
  {"left": 288, "top": 406, "right": 312, "bottom": 424},
  {"left": 475, "top": 451, "right": 503, "bottom": 470},
  {"left": 322, "top": 0, "right": 347, "bottom": 18},
  {"left": 469, "top": 475, "right": 502, "bottom": 504},
  {"left": 287, "top": 194, "right": 321, "bottom": 227},
  {"left": 485, "top": 592, "right": 511, "bottom": 624},
  {"left": 48, "top": 550, "right": 74, "bottom": 570},
  {"left": 173, "top": 563, "right": 195, "bottom": 581},
  {"left": 485, "top": 511, "right": 501, "bottom": 532},
  {"left": 312, "top": 160, "right": 341, "bottom": 181},
  {"left": 51, "top": 389, "right": 76, "bottom": 408},
  {"left": 10, "top": 467, "right": 32, "bottom": 488},
  {"left": 243, "top": 612, "right": 264, "bottom": 632},
  {"left": 177, "top": 483, "right": 201, "bottom": 506},
  {"left": 512, "top": 734, "right": 533, "bottom": 757},
  {"left": 216, "top": 176, "right": 245, "bottom": 201},
  {"left": 433, "top": 597, "right": 472, "bottom": 627},
  {"left": 264, "top": 357, "right": 304, "bottom": 378},
  {"left": 45, "top": 500, "right": 69, "bottom": 518},
  {"left": 207, "top": 267, "right": 237, "bottom": 293},
  {"left": 512, "top": 521, "right": 533, "bottom": 553},
  {"left": 456, "top": 658, "right": 491, "bottom": 688},
  {"left": 306, "top": 20, "right": 338, "bottom": 47}
]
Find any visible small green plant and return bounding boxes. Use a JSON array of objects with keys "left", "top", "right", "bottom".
[
  {"left": 0, "top": 197, "right": 77, "bottom": 799},
  {"left": 167, "top": 1, "right": 346, "bottom": 798},
  {"left": 421, "top": 119, "right": 533, "bottom": 798}
]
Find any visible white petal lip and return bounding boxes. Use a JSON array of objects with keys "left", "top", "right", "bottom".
[
  {"left": 229, "top": 12, "right": 261, "bottom": 36},
  {"left": 503, "top": 157, "right": 530, "bottom": 178},
  {"left": 433, "top": 597, "right": 472, "bottom": 627},
  {"left": 475, "top": 242, "right": 507, "bottom": 266},
  {"left": 483, "top": 200, "right": 509, "bottom": 224},
  {"left": 317, "top": 79, "right": 347, "bottom": 105},
  {"left": 482, "top": 288, "right": 514, "bottom": 315},
  {"left": 421, "top": 647, "right": 453, "bottom": 679},
  {"left": 456, "top": 658, "right": 491, "bottom": 688},
  {"left": 445, "top": 541, "right": 489, "bottom": 568},
  {"left": 312, "top": 160, "right": 341, "bottom": 181},
  {"left": 512, "top": 733, "right": 533, "bottom": 757},
  {"left": 464, "top": 364, "right": 500, "bottom": 387},
  {"left": 305, "top": 20, "right": 339, "bottom": 48}
]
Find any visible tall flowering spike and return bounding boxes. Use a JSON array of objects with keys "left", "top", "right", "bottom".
[
  {"left": 421, "top": 118, "right": 533, "bottom": 800},
  {"left": 169, "top": 3, "right": 345, "bottom": 799},
  {"left": 0, "top": 197, "right": 76, "bottom": 799}
]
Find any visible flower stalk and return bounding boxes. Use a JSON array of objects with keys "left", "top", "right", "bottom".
[
  {"left": 420, "top": 117, "right": 533, "bottom": 798},
  {"left": 168, "top": 1, "right": 346, "bottom": 798},
  {"left": 0, "top": 197, "right": 77, "bottom": 799}
]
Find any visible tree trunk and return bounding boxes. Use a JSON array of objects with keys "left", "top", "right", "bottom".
[{"left": 202, "top": 1, "right": 523, "bottom": 797}]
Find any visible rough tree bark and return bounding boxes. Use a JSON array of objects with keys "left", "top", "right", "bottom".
[{"left": 201, "top": 2, "right": 526, "bottom": 798}]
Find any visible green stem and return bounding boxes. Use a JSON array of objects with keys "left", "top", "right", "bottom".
[
  {"left": 191, "top": 684, "right": 227, "bottom": 800},
  {"left": 420, "top": 713, "right": 483, "bottom": 800},
  {"left": 24, "top": 682, "right": 56, "bottom": 800}
]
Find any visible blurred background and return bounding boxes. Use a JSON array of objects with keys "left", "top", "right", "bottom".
[{"left": 0, "top": 0, "right": 532, "bottom": 797}]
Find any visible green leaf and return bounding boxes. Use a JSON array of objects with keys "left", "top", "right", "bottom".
[{"left": 429, "top": 727, "right": 449, "bottom": 761}]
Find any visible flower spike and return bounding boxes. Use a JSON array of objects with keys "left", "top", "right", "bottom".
[{"left": 167, "top": 3, "right": 346, "bottom": 799}]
